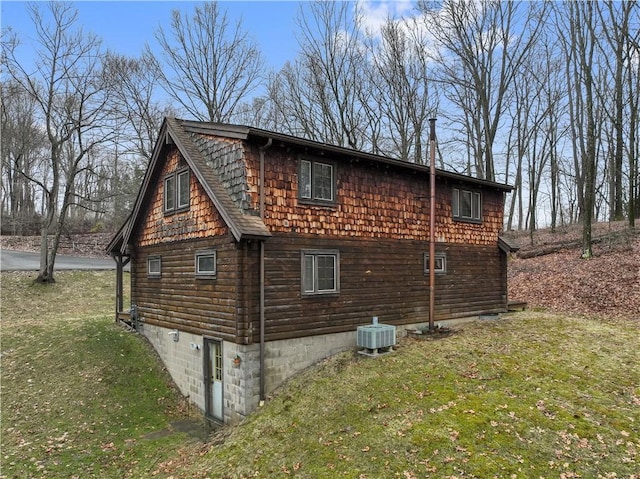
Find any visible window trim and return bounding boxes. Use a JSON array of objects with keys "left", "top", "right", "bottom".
[
  {"left": 452, "top": 187, "right": 482, "bottom": 223},
  {"left": 164, "top": 167, "right": 190, "bottom": 214},
  {"left": 148, "top": 256, "right": 162, "bottom": 278},
  {"left": 195, "top": 249, "right": 217, "bottom": 278},
  {"left": 164, "top": 175, "right": 175, "bottom": 212},
  {"left": 301, "top": 249, "right": 340, "bottom": 296},
  {"left": 424, "top": 252, "right": 447, "bottom": 275},
  {"left": 298, "top": 157, "right": 336, "bottom": 204},
  {"left": 177, "top": 169, "right": 190, "bottom": 209}
]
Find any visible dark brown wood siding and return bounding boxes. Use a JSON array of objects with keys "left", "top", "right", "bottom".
[
  {"left": 256, "top": 234, "right": 506, "bottom": 342},
  {"left": 131, "top": 236, "right": 242, "bottom": 342}
]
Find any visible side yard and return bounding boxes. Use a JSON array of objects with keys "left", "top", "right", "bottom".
[
  {"left": 508, "top": 226, "right": 640, "bottom": 319},
  {"left": 1, "top": 248, "right": 639, "bottom": 478},
  {"left": 0, "top": 271, "right": 196, "bottom": 479}
]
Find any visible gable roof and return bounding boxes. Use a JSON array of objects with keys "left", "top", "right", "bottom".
[
  {"left": 109, "top": 117, "right": 271, "bottom": 254},
  {"left": 108, "top": 117, "right": 514, "bottom": 255}
]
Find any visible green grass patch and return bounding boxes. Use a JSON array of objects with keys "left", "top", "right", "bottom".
[
  {"left": 1, "top": 271, "right": 639, "bottom": 478},
  {"left": 1, "top": 271, "right": 192, "bottom": 479},
  {"left": 182, "top": 314, "right": 639, "bottom": 479}
]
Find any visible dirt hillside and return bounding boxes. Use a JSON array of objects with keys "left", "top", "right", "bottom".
[{"left": 507, "top": 222, "right": 640, "bottom": 320}]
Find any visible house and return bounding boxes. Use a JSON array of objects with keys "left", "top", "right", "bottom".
[{"left": 107, "top": 117, "right": 516, "bottom": 424}]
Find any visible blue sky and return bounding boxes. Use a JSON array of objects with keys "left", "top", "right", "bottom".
[
  {"left": 2, "top": 1, "right": 305, "bottom": 72},
  {"left": 2, "top": 1, "right": 418, "bottom": 73}
]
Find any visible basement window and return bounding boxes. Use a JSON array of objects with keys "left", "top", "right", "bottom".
[
  {"left": 148, "top": 256, "right": 161, "bottom": 277},
  {"left": 424, "top": 252, "right": 447, "bottom": 275},
  {"left": 301, "top": 250, "right": 340, "bottom": 295},
  {"left": 195, "top": 250, "right": 217, "bottom": 278},
  {"left": 452, "top": 188, "right": 482, "bottom": 222}
]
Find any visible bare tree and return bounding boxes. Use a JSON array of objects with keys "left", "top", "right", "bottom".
[
  {"left": 595, "top": 0, "right": 637, "bottom": 222},
  {"left": 0, "top": 80, "right": 47, "bottom": 235},
  {"left": 151, "top": 1, "right": 265, "bottom": 123},
  {"left": 556, "top": 1, "right": 602, "bottom": 258},
  {"left": 366, "top": 17, "right": 437, "bottom": 163},
  {"left": 3, "top": 1, "right": 115, "bottom": 282},
  {"left": 104, "top": 52, "right": 171, "bottom": 162},
  {"left": 102, "top": 52, "right": 176, "bottom": 225},
  {"left": 268, "top": 1, "right": 369, "bottom": 150},
  {"left": 628, "top": 21, "right": 640, "bottom": 227},
  {"left": 419, "top": 0, "right": 546, "bottom": 181}
]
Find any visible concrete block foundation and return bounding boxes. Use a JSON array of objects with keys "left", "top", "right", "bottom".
[{"left": 139, "top": 317, "right": 482, "bottom": 424}]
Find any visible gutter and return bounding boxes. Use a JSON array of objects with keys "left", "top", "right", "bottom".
[{"left": 258, "top": 137, "right": 272, "bottom": 402}]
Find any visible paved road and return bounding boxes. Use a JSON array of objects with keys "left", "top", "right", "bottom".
[{"left": 0, "top": 249, "right": 127, "bottom": 272}]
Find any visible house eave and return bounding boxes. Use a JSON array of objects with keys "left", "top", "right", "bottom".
[
  {"left": 498, "top": 235, "right": 520, "bottom": 253},
  {"left": 178, "top": 120, "right": 514, "bottom": 192}
]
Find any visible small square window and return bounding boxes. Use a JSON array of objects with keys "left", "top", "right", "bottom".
[
  {"left": 424, "top": 252, "right": 446, "bottom": 274},
  {"left": 301, "top": 250, "right": 339, "bottom": 295},
  {"left": 195, "top": 250, "right": 217, "bottom": 277},
  {"left": 299, "top": 158, "right": 335, "bottom": 203},
  {"left": 148, "top": 256, "right": 161, "bottom": 277}
]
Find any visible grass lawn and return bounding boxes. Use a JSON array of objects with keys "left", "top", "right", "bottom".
[
  {"left": 179, "top": 314, "right": 640, "bottom": 479},
  {"left": 1, "top": 271, "right": 193, "bottom": 479},
  {"left": 2, "top": 271, "right": 639, "bottom": 478}
]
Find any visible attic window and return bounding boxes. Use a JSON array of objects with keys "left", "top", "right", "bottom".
[
  {"left": 164, "top": 168, "right": 190, "bottom": 213},
  {"left": 299, "top": 159, "right": 335, "bottom": 203},
  {"left": 452, "top": 188, "right": 482, "bottom": 222}
]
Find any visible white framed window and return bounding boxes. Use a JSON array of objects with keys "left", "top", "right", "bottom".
[
  {"left": 301, "top": 250, "right": 340, "bottom": 295},
  {"left": 148, "top": 256, "right": 161, "bottom": 277},
  {"left": 195, "top": 250, "right": 217, "bottom": 277},
  {"left": 452, "top": 188, "right": 482, "bottom": 222},
  {"left": 177, "top": 170, "right": 190, "bottom": 209},
  {"left": 164, "top": 175, "right": 175, "bottom": 211},
  {"left": 164, "top": 168, "right": 190, "bottom": 213},
  {"left": 424, "top": 252, "right": 447, "bottom": 275},
  {"left": 299, "top": 159, "right": 335, "bottom": 202}
]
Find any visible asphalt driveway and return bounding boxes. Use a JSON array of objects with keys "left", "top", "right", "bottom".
[{"left": 0, "top": 249, "right": 127, "bottom": 272}]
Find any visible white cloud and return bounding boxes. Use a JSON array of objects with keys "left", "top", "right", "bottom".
[{"left": 357, "top": 0, "right": 417, "bottom": 37}]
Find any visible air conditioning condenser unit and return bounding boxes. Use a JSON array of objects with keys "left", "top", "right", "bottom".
[{"left": 357, "top": 323, "right": 396, "bottom": 357}]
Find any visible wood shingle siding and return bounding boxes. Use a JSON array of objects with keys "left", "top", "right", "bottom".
[
  {"left": 242, "top": 146, "right": 505, "bottom": 245},
  {"left": 138, "top": 148, "right": 230, "bottom": 246}
]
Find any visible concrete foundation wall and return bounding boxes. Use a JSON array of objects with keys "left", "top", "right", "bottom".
[
  {"left": 139, "top": 318, "right": 478, "bottom": 424},
  {"left": 142, "top": 323, "right": 206, "bottom": 411}
]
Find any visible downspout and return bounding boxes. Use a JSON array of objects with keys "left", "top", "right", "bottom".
[
  {"left": 428, "top": 119, "right": 437, "bottom": 332},
  {"left": 258, "top": 138, "right": 272, "bottom": 402},
  {"left": 113, "top": 254, "right": 122, "bottom": 322}
]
